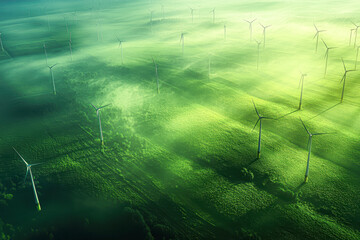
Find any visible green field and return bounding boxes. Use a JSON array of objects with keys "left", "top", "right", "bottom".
[{"left": 0, "top": 0, "right": 360, "bottom": 239}]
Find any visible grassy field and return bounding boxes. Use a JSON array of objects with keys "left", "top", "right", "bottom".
[{"left": 0, "top": 0, "right": 360, "bottom": 239}]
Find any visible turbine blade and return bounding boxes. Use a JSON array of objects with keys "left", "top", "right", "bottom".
[
  {"left": 252, "top": 99, "right": 260, "bottom": 117},
  {"left": 98, "top": 103, "right": 111, "bottom": 109},
  {"left": 313, "top": 24, "right": 318, "bottom": 31},
  {"left": 90, "top": 103, "right": 98, "bottom": 111},
  {"left": 298, "top": 75, "right": 302, "bottom": 88},
  {"left": 313, "top": 32, "right": 318, "bottom": 39},
  {"left": 312, "top": 132, "right": 329, "bottom": 136},
  {"left": 252, "top": 118, "right": 260, "bottom": 131},
  {"left": 321, "top": 38, "right": 327, "bottom": 48},
  {"left": 30, "top": 163, "right": 43, "bottom": 166},
  {"left": 299, "top": 118, "right": 310, "bottom": 135},
  {"left": 341, "top": 58, "right": 347, "bottom": 72},
  {"left": 13, "top": 147, "right": 28, "bottom": 165},
  {"left": 340, "top": 74, "right": 345, "bottom": 83}
]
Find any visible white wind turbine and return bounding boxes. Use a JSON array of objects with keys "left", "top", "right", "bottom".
[
  {"left": 13, "top": 147, "right": 42, "bottom": 211},
  {"left": 91, "top": 103, "right": 111, "bottom": 145}
]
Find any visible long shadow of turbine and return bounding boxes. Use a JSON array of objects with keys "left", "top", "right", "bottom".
[
  {"left": 276, "top": 109, "right": 299, "bottom": 120},
  {"left": 307, "top": 102, "right": 340, "bottom": 121}
]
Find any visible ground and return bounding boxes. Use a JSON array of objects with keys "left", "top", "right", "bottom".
[{"left": 0, "top": 0, "right": 359, "bottom": 239}]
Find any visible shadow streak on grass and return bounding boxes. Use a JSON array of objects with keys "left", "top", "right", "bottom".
[
  {"left": 307, "top": 102, "right": 341, "bottom": 121},
  {"left": 294, "top": 182, "right": 306, "bottom": 192},
  {"left": 276, "top": 109, "right": 299, "bottom": 120}
]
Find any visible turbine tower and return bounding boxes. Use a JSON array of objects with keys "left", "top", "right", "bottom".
[
  {"left": 91, "top": 103, "right": 110, "bottom": 145},
  {"left": 298, "top": 73, "right": 307, "bottom": 110},
  {"left": 259, "top": 23, "right": 271, "bottom": 49},
  {"left": 47, "top": 63, "right": 57, "bottom": 95},
  {"left": 252, "top": 100, "right": 272, "bottom": 159},
  {"left": 340, "top": 58, "right": 355, "bottom": 103},
  {"left": 322, "top": 39, "right": 336, "bottom": 77},
  {"left": 313, "top": 24, "right": 325, "bottom": 53},
  {"left": 152, "top": 58, "right": 160, "bottom": 94},
  {"left": 0, "top": 33, "right": 4, "bottom": 52},
  {"left": 244, "top": 19, "right": 257, "bottom": 41},
  {"left": 13, "top": 147, "right": 42, "bottom": 211},
  {"left": 117, "top": 37, "right": 124, "bottom": 65},
  {"left": 300, "top": 119, "right": 328, "bottom": 183}
]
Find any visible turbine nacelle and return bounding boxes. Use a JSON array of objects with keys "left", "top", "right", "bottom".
[
  {"left": 321, "top": 38, "right": 336, "bottom": 58},
  {"left": 300, "top": 118, "right": 329, "bottom": 137},
  {"left": 91, "top": 103, "right": 111, "bottom": 115},
  {"left": 244, "top": 18, "right": 256, "bottom": 24},
  {"left": 259, "top": 23, "right": 271, "bottom": 29},
  {"left": 313, "top": 24, "right": 325, "bottom": 39},
  {"left": 47, "top": 63, "right": 57, "bottom": 69},
  {"left": 351, "top": 21, "right": 359, "bottom": 30},
  {"left": 340, "top": 58, "right": 356, "bottom": 82},
  {"left": 254, "top": 40, "right": 262, "bottom": 46},
  {"left": 252, "top": 100, "right": 272, "bottom": 130}
]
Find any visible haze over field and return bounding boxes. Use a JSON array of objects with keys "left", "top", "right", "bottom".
[{"left": 0, "top": 0, "right": 359, "bottom": 239}]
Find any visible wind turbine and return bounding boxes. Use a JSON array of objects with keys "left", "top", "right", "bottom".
[
  {"left": 244, "top": 18, "right": 256, "bottom": 41},
  {"left": 349, "top": 28, "right": 355, "bottom": 46},
  {"left": 117, "top": 36, "right": 124, "bottom": 65},
  {"left": 340, "top": 58, "right": 355, "bottom": 103},
  {"left": 69, "top": 33, "right": 72, "bottom": 61},
  {"left": 224, "top": 24, "right": 227, "bottom": 41},
  {"left": 180, "top": 33, "right": 185, "bottom": 56},
  {"left": 209, "top": 8, "right": 215, "bottom": 24},
  {"left": 351, "top": 21, "right": 359, "bottom": 48},
  {"left": 322, "top": 39, "right": 336, "bottom": 77},
  {"left": 152, "top": 58, "right": 159, "bottom": 94},
  {"left": 208, "top": 54, "right": 211, "bottom": 80},
  {"left": 252, "top": 100, "right": 272, "bottom": 159},
  {"left": 254, "top": 39, "right": 261, "bottom": 70},
  {"left": 72, "top": 11, "right": 78, "bottom": 25},
  {"left": 43, "top": 42, "right": 48, "bottom": 65},
  {"left": 91, "top": 103, "right": 110, "bottom": 145},
  {"left": 298, "top": 73, "right": 307, "bottom": 110},
  {"left": 259, "top": 23, "right": 271, "bottom": 49},
  {"left": 149, "top": 9, "right": 154, "bottom": 23},
  {"left": 149, "top": 10, "right": 154, "bottom": 32},
  {"left": 96, "top": 19, "right": 103, "bottom": 41},
  {"left": 189, "top": 7, "right": 194, "bottom": 23},
  {"left": 64, "top": 15, "right": 69, "bottom": 33},
  {"left": 300, "top": 119, "right": 328, "bottom": 183},
  {"left": 355, "top": 45, "right": 360, "bottom": 70},
  {"left": 0, "top": 33, "right": 4, "bottom": 52},
  {"left": 313, "top": 24, "right": 325, "bottom": 53},
  {"left": 47, "top": 63, "right": 58, "bottom": 95},
  {"left": 13, "top": 147, "right": 42, "bottom": 211}
]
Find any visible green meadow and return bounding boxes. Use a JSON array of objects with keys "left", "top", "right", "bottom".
[{"left": 0, "top": 0, "right": 359, "bottom": 239}]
